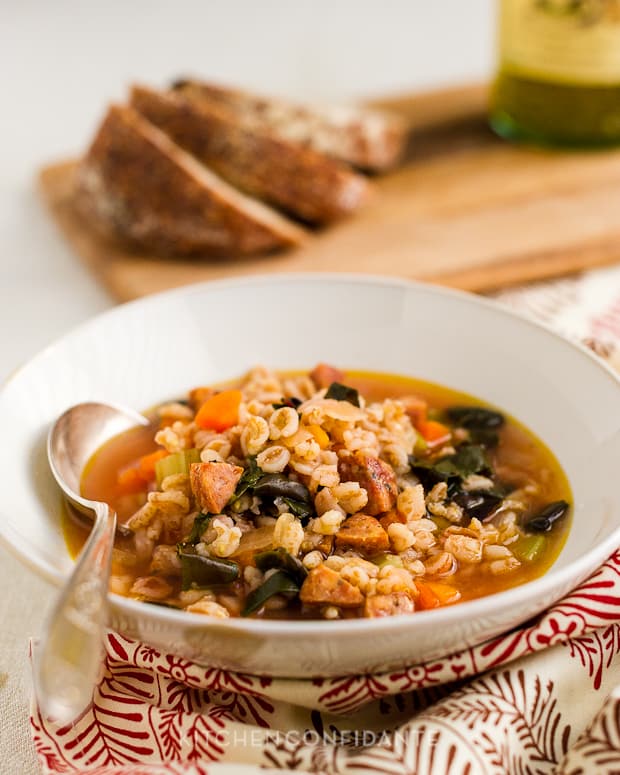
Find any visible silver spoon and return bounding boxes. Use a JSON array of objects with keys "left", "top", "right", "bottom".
[{"left": 33, "top": 402, "right": 148, "bottom": 724}]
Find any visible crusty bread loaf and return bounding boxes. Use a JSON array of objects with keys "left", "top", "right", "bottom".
[
  {"left": 172, "top": 79, "right": 408, "bottom": 172},
  {"left": 75, "top": 105, "right": 308, "bottom": 257},
  {"left": 130, "top": 84, "right": 369, "bottom": 224}
]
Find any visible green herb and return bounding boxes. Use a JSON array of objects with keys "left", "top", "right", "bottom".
[
  {"left": 229, "top": 456, "right": 264, "bottom": 503},
  {"left": 155, "top": 448, "right": 201, "bottom": 487},
  {"left": 324, "top": 382, "right": 360, "bottom": 406},
  {"left": 242, "top": 570, "right": 300, "bottom": 616},
  {"left": 177, "top": 547, "right": 239, "bottom": 590},
  {"left": 254, "top": 548, "right": 307, "bottom": 584},
  {"left": 185, "top": 513, "right": 212, "bottom": 544}
]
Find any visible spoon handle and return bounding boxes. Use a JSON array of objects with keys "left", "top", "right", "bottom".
[{"left": 33, "top": 501, "right": 116, "bottom": 724}]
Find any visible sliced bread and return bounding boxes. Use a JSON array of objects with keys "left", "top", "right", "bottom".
[
  {"left": 172, "top": 78, "right": 408, "bottom": 172},
  {"left": 130, "top": 84, "right": 369, "bottom": 224},
  {"left": 75, "top": 104, "right": 308, "bottom": 257}
]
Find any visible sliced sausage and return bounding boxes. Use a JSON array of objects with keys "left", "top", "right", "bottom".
[
  {"left": 309, "top": 363, "right": 345, "bottom": 389},
  {"left": 364, "top": 592, "right": 415, "bottom": 618},
  {"left": 401, "top": 395, "right": 427, "bottom": 428},
  {"left": 190, "top": 461, "right": 243, "bottom": 514},
  {"left": 335, "top": 513, "right": 390, "bottom": 555},
  {"left": 338, "top": 451, "right": 398, "bottom": 515},
  {"left": 300, "top": 565, "right": 364, "bottom": 607},
  {"left": 379, "top": 510, "right": 406, "bottom": 532}
]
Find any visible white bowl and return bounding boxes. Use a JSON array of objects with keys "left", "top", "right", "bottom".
[{"left": 2, "top": 274, "right": 620, "bottom": 677}]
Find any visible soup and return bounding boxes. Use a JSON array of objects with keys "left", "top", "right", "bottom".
[{"left": 65, "top": 364, "right": 572, "bottom": 620}]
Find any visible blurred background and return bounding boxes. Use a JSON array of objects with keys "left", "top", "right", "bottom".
[
  {"left": 0, "top": 1, "right": 494, "bottom": 380},
  {"left": 4, "top": 1, "right": 493, "bottom": 165}
]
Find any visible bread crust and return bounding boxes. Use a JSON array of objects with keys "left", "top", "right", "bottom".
[
  {"left": 131, "top": 85, "right": 369, "bottom": 224},
  {"left": 172, "top": 78, "right": 407, "bottom": 172},
  {"left": 75, "top": 105, "right": 308, "bottom": 257}
]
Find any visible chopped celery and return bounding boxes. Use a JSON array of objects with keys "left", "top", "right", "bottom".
[
  {"left": 155, "top": 448, "right": 201, "bottom": 487},
  {"left": 430, "top": 515, "right": 451, "bottom": 532},
  {"left": 512, "top": 535, "right": 546, "bottom": 563},
  {"left": 412, "top": 432, "right": 428, "bottom": 456},
  {"left": 375, "top": 554, "right": 404, "bottom": 569}
]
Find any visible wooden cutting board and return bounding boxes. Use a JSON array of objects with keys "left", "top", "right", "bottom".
[{"left": 39, "top": 83, "right": 620, "bottom": 302}]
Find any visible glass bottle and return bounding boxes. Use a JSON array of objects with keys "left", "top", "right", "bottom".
[{"left": 490, "top": 0, "right": 620, "bottom": 147}]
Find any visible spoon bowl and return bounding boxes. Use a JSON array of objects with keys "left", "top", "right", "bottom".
[
  {"left": 34, "top": 402, "right": 148, "bottom": 723},
  {"left": 48, "top": 401, "right": 149, "bottom": 530}
]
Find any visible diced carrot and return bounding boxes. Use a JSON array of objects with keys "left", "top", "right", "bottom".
[
  {"left": 415, "top": 581, "right": 441, "bottom": 610},
  {"left": 307, "top": 424, "right": 330, "bottom": 449},
  {"left": 416, "top": 580, "right": 461, "bottom": 608},
  {"left": 117, "top": 449, "right": 168, "bottom": 494},
  {"left": 138, "top": 449, "right": 168, "bottom": 478},
  {"left": 117, "top": 466, "right": 148, "bottom": 494},
  {"left": 417, "top": 420, "right": 451, "bottom": 448},
  {"left": 195, "top": 389, "right": 243, "bottom": 432}
]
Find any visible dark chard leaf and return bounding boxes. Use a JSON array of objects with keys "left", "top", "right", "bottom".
[
  {"left": 446, "top": 406, "right": 505, "bottom": 430},
  {"left": 468, "top": 427, "right": 500, "bottom": 448},
  {"left": 254, "top": 474, "right": 311, "bottom": 503},
  {"left": 435, "top": 445, "right": 491, "bottom": 480},
  {"left": 324, "top": 382, "right": 360, "bottom": 407},
  {"left": 524, "top": 500, "right": 570, "bottom": 533},
  {"left": 242, "top": 570, "right": 300, "bottom": 616},
  {"left": 453, "top": 491, "right": 502, "bottom": 521},
  {"left": 408, "top": 456, "right": 451, "bottom": 489},
  {"left": 282, "top": 497, "right": 314, "bottom": 525},
  {"left": 255, "top": 547, "right": 307, "bottom": 584},
  {"left": 410, "top": 444, "right": 491, "bottom": 488},
  {"left": 410, "top": 445, "right": 494, "bottom": 507},
  {"left": 272, "top": 397, "right": 302, "bottom": 410},
  {"left": 186, "top": 513, "right": 212, "bottom": 544},
  {"left": 230, "top": 457, "right": 264, "bottom": 503},
  {"left": 177, "top": 547, "right": 239, "bottom": 590}
]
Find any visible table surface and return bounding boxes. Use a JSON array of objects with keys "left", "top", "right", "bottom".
[{"left": 0, "top": 3, "right": 493, "bottom": 771}]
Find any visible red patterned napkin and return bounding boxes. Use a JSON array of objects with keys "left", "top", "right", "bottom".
[
  {"left": 31, "top": 268, "right": 620, "bottom": 774},
  {"left": 30, "top": 550, "right": 620, "bottom": 774}
]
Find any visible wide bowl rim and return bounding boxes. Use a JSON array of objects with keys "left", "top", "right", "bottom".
[{"left": 2, "top": 272, "right": 620, "bottom": 639}]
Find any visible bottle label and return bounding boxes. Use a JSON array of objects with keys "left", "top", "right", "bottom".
[{"left": 500, "top": 0, "right": 620, "bottom": 84}]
